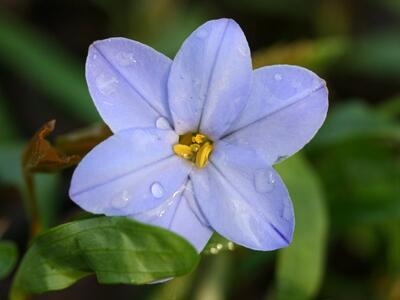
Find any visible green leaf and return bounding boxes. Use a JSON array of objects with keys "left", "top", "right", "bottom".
[
  {"left": 313, "top": 139, "right": 399, "bottom": 227},
  {"left": 10, "top": 216, "right": 199, "bottom": 299},
  {"left": 274, "top": 155, "right": 328, "bottom": 300},
  {"left": 311, "top": 100, "right": 400, "bottom": 148},
  {"left": 0, "top": 11, "right": 98, "bottom": 122},
  {"left": 0, "top": 240, "right": 18, "bottom": 279}
]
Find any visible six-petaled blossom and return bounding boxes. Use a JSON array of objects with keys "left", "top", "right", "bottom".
[{"left": 69, "top": 18, "right": 328, "bottom": 252}]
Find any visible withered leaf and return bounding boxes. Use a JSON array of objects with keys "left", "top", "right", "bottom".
[
  {"left": 23, "top": 120, "right": 80, "bottom": 173},
  {"left": 55, "top": 122, "right": 112, "bottom": 157}
]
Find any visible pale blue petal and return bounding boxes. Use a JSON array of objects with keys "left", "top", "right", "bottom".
[
  {"left": 168, "top": 18, "right": 252, "bottom": 140},
  {"left": 69, "top": 128, "right": 192, "bottom": 215},
  {"left": 223, "top": 65, "right": 328, "bottom": 165},
  {"left": 191, "top": 141, "right": 294, "bottom": 250},
  {"left": 86, "top": 38, "right": 172, "bottom": 133},
  {"left": 132, "top": 180, "right": 213, "bottom": 252}
]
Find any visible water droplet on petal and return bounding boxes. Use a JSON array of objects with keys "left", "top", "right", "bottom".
[
  {"left": 238, "top": 45, "right": 249, "bottom": 57},
  {"left": 196, "top": 28, "right": 208, "bottom": 38},
  {"left": 155, "top": 117, "right": 171, "bottom": 129},
  {"left": 115, "top": 52, "right": 137, "bottom": 66},
  {"left": 151, "top": 182, "right": 164, "bottom": 198},
  {"left": 292, "top": 80, "right": 301, "bottom": 88},
  {"left": 254, "top": 169, "right": 276, "bottom": 193},
  {"left": 283, "top": 200, "right": 293, "bottom": 221},
  {"left": 93, "top": 54, "right": 97, "bottom": 60},
  {"left": 96, "top": 74, "right": 119, "bottom": 95},
  {"left": 274, "top": 73, "right": 282, "bottom": 81},
  {"left": 111, "top": 190, "right": 130, "bottom": 209}
]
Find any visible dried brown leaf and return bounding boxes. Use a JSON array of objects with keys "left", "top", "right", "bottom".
[{"left": 23, "top": 120, "right": 80, "bottom": 173}]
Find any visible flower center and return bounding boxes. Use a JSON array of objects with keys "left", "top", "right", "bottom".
[{"left": 173, "top": 132, "right": 214, "bottom": 169}]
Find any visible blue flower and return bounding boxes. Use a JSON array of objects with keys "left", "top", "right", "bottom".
[{"left": 69, "top": 18, "right": 328, "bottom": 252}]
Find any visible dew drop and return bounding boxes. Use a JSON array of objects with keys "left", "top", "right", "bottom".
[
  {"left": 93, "top": 54, "right": 97, "bottom": 60},
  {"left": 210, "top": 247, "right": 218, "bottom": 254},
  {"left": 254, "top": 169, "right": 276, "bottom": 193},
  {"left": 196, "top": 28, "right": 208, "bottom": 38},
  {"left": 274, "top": 73, "right": 282, "bottom": 81},
  {"left": 227, "top": 242, "right": 235, "bottom": 251},
  {"left": 216, "top": 243, "right": 223, "bottom": 250},
  {"left": 111, "top": 190, "right": 130, "bottom": 209},
  {"left": 292, "top": 80, "right": 302, "bottom": 89},
  {"left": 155, "top": 117, "right": 171, "bottom": 129},
  {"left": 115, "top": 52, "right": 137, "bottom": 66},
  {"left": 283, "top": 200, "right": 293, "bottom": 221},
  {"left": 96, "top": 74, "right": 119, "bottom": 95},
  {"left": 151, "top": 182, "right": 164, "bottom": 198},
  {"left": 238, "top": 45, "right": 249, "bottom": 57}
]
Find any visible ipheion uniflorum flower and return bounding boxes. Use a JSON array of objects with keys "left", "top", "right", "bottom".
[{"left": 69, "top": 18, "right": 328, "bottom": 251}]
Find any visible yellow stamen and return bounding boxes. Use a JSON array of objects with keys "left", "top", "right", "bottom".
[
  {"left": 190, "top": 144, "right": 200, "bottom": 152},
  {"left": 195, "top": 141, "right": 213, "bottom": 169},
  {"left": 192, "top": 133, "right": 206, "bottom": 144},
  {"left": 173, "top": 144, "right": 193, "bottom": 159},
  {"left": 173, "top": 132, "right": 213, "bottom": 168}
]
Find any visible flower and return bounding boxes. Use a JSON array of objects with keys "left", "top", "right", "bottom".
[{"left": 69, "top": 18, "right": 328, "bottom": 252}]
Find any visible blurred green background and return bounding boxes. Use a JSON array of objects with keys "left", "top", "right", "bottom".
[{"left": 0, "top": 0, "right": 399, "bottom": 299}]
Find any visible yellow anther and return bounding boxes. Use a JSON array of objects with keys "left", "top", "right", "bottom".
[
  {"left": 174, "top": 132, "right": 213, "bottom": 168},
  {"left": 195, "top": 141, "right": 213, "bottom": 169},
  {"left": 173, "top": 144, "right": 193, "bottom": 160},
  {"left": 190, "top": 144, "right": 200, "bottom": 152},
  {"left": 192, "top": 133, "right": 206, "bottom": 144}
]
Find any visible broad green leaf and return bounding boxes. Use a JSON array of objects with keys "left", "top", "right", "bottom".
[
  {"left": 0, "top": 240, "right": 18, "bottom": 279},
  {"left": 311, "top": 100, "right": 400, "bottom": 148},
  {"left": 274, "top": 155, "right": 328, "bottom": 300},
  {"left": 0, "top": 12, "right": 97, "bottom": 122},
  {"left": 314, "top": 139, "right": 399, "bottom": 227},
  {"left": 10, "top": 216, "right": 199, "bottom": 299}
]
